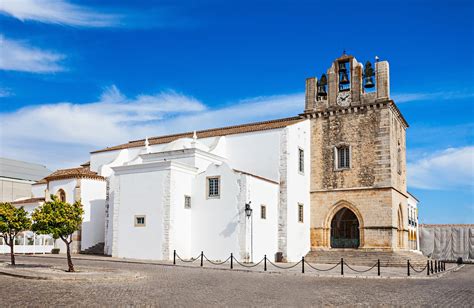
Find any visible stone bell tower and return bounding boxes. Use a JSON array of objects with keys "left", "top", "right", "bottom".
[{"left": 302, "top": 53, "right": 410, "bottom": 251}]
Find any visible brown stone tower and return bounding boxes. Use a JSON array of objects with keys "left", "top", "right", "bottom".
[{"left": 303, "top": 53, "right": 409, "bottom": 251}]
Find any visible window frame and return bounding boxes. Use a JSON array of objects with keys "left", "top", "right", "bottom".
[
  {"left": 206, "top": 176, "right": 221, "bottom": 199},
  {"left": 184, "top": 195, "right": 191, "bottom": 209},
  {"left": 298, "top": 147, "right": 305, "bottom": 174},
  {"left": 260, "top": 205, "right": 267, "bottom": 219},
  {"left": 334, "top": 145, "right": 351, "bottom": 170},
  {"left": 134, "top": 215, "right": 146, "bottom": 227},
  {"left": 298, "top": 203, "right": 304, "bottom": 223}
]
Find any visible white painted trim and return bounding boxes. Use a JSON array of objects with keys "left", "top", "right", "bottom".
[
  {"left": 112, "top": 161, "right": 198, "bottom": 176},
  {"left": 141, "top": 148, "right": 226, "bottom": 164}
]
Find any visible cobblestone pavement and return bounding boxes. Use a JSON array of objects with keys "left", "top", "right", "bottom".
[{"left": 0, "top": 255, "right": 473, "bottom": 306}]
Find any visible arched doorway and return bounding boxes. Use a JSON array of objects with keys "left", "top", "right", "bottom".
[{"left": 330, "top": 208, "right": 360, "bottom": 248}]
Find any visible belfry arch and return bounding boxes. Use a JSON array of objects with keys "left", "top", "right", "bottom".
[{"left": 323, "top": 201, "right": 364, "bottom": 249}]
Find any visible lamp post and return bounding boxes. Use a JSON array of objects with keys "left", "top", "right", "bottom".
[{"left": 245, "top": 202, "right": 253, "bottom": 263}]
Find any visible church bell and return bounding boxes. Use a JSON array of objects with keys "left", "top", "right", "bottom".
[
  {"left": 339, "top": 62, "right": 350, "bottom": 85},
  {"left": 363, "top": 60, "right": 375, "bottom": 89},
  {"left": 364, "top": 76, "right": 375, "bottom": 88},
  {"left": 317, "top": 74, "right": 327, "bottom": 96}
]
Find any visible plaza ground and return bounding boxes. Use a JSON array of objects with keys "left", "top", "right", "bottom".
[{"left": 0, "top": 255, "right": 473, "bottom": 306}]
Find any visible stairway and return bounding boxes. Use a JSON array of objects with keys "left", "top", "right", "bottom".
[
  {"left": 80, "top": 242, "right": 105, "bottom": 255},
  {"left": 305, "top": 250, "right": 429, "bottom": 267}
]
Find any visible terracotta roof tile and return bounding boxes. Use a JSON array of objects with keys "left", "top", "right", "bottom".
[
  {"left": 91, "top": 116, "right": 304, "bottom": 154},
  {"left": 44, "top": 166, "right": 105, "bottom": 182},
  {"left": 11, "top": 197, "right": 45, "bottom": 205}
]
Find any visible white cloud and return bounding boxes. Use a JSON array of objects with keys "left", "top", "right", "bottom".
[
  {"left": 393, "top": 91, "right": 474, "bottom": 103},
  {"left": 0, "top": 86, "right": 303, "bottom": 169},
  {"left": 0, "top": 87, "right": 13, "bottom": 97},
  {"left": 0, "top": 35, "right": 65, "bottom": 73},
  {"left": 408, "top": 147, "right": 474, "bottom": 190},
  {"left": 0, "top": 0, "right": 120, "bottom": 27}
]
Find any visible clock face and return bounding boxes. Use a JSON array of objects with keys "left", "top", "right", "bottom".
[{"left": 337, "top": 92, "right": 351, "bottom": 106}]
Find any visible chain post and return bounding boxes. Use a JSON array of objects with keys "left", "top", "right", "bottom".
[
  {"left": 377, "top": 259, "right": 380, "bottom": 276},
  {"left": 264, "top": 255, "right": 267, "bottom": 271},
  {"left": 302, "top": 256, "right": 305, "bottom": 274},
  {"left": 200, "top": 251, "right": 203, "bottom": 267},
  {"left": 230, "top": 253, "right": 233, "bottom": 269},
  {"left": 173, "top": 250, "right": 176, "bottom": 265},
  {"left": 430, "top": 260, "right": 433, "bottom": 274},
  {"left": 340, "top": 258, "right": 344, "bottom": 276},
  {"left": 407, "top": 260, "right": 410, "bottom": 277},
  {"left": 427, "top": 260, "right": 430, "bottom": 276}
]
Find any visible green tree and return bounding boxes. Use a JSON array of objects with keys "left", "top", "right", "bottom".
[
  {"left": 32, "top": 195, "right": 83, "bottom": 272},
  {"left": 0, "top": 203, "right": 32, "bottom": 266}
]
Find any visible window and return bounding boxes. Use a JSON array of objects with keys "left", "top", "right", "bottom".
[
  {"left": 298, "top": 148, "right": 304, "bottom": 173},
  {"left": 336, "top": 146, "right": 350, "bottom": 169},
  {"left": 260, "top": 205, "right": 267, "bottom": 219},
  {"left": 207, "top": 177, "right": 220, "bottom": 198},
  {"left": 135, "top": 215, "right": 146, "bottom": 227},
  {"left": 397, "top": 147, "right": 402, "bottom": 175},
  {"left": 57, "top": 189, "right": 66, "bottom": 202},
  {"left": 184, "top": 195, "right": 191, "bottom": 209},
  {"left": 298, "top": 203, "right": 304, "bottom": 223}
]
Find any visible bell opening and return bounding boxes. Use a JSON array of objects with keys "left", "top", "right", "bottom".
[{"left": 338, "top": 61, "right": 351, "bottom": 91}]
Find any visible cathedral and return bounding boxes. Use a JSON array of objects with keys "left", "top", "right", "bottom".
[{"left": 20, "top": 53, "right": 415, "bottom": 262}]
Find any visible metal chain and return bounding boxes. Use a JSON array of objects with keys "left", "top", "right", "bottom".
[
  {"left": 304, "top": 261, "right": 340, "bottom": 272},
  {"left": 232, "top": 257, "right": 265, "bottom": 268},
  {"left": 267, "top": 259, "right": 302, "bottom": 270},
  {"left": 175, "top": 253, "right": 201, "bottom": 263},
  {"left": 409, "top": 263, "right": 428, "bottom": 273},
  {"left": 203, "top": 255, "right": 232, "bottom": 265},
  {"left": 343, "top": 261, "right": 378, "bottom": 273}
]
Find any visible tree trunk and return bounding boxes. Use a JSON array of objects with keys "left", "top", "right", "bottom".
[
  {"left": 9, "top": 237, "right": 15, "bottom": 266},
  {"left": 65, "top": 241, "right": 75, "bottom": 272}
]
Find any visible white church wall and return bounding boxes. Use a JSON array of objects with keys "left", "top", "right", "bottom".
[
  {"left": 31, "top": 184, "right": 46, "bottom": 198},
  {"left": 245, "top": 175, "right": 279, "bottom": 262},
  {"left": 113, "top": 166, "right": 169, "bottom": 260},
  {"left": 169, "top": 168, "right": 194, "bottom": 259},
  {"left": 80, "top": 179, "right": 106, "bottom": 251},
  {"left": 285, "top": 121, "right": 311, "bottom": 262},
  {"left": 191, "top": 163, "right": 241, "bottom": 261},
  {"left": 225, "top": 129, "right": 282, "bottom": 181},
  {"left": 48, "top": 179, "right": 77, "bottom": 204}
]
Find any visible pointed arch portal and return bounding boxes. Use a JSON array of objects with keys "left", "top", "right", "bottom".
[{"left": 330, "top": 208, "right": 360, "bottom": 248}]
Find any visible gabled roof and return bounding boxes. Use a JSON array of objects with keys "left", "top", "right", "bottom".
[
  {"left": 91, "top": 116, "right": 305, "bottom": 154},
  {"left": 44, "top": 166, "right": 105, "bottom": 182}
]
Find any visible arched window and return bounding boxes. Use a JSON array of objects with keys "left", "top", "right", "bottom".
[{"left": 57, "top": 189, "right": 66, "bottom": 202}]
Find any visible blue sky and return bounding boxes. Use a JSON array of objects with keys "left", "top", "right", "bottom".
[{"left": 0, "top": 0, "right": 473, "bottom": 223}]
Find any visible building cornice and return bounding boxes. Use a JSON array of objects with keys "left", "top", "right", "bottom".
[
  {"left": 310, "top": 186, "right": 409, "bottom": 199},
  {"left": 112, "top": 161, "right": 198, "bottom": 176}
]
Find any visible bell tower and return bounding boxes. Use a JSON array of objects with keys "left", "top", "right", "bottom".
[{"left": 303, "top": 53, "right": 410, "bottom": 251}]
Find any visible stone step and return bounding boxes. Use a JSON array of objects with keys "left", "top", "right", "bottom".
[{"left": 80, "top": 242, "right": 105, "bottom": 255}]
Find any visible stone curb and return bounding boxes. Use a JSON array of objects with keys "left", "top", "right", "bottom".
[{"left": 4, "top": 254, "right": 461, "bottom": 280}]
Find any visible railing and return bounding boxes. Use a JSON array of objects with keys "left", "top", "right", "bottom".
[{"left": 173, "top": 250, "right": 447, "bottom": 277}]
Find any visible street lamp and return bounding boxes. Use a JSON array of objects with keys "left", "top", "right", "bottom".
[
  {"left": 245, "top": 201, "right": 253, "bottom": 262},
  {"left": 245, "top": 202, "right": 253, "bottom": 218}
]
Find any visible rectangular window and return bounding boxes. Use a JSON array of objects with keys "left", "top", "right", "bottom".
[
  {"left": 298, "top": 148, "right": 304, "bottom": 173},
  {"left": 261, "top": 205, "right": 266, "bottom": 219},
  {"left": 184, "top": 195, "right": 191, "bottom": 209},
  {"left": 336, "top": 146, "right": 350, "bottom": 169},
  {"left": 135, "top": 215, "right": 146, "bottom": 227},
  {"left": 298, "top": 203, "right": 304, "bottom": 223},
  {"left": 207, "top": 177, "right": 220, "bottom": 198}
]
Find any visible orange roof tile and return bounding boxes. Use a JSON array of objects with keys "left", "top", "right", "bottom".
[{"left": 44, "top": 166, "right": 105, "bottom": 182}]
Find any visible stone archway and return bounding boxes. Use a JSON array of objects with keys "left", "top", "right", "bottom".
[{"left": 330, "top": 208, "right": 360, "bottom": 248}]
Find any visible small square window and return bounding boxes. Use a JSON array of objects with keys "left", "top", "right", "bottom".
[
  {"left": 207, "top": 177, "right": 220, "bottom": 198},
  {"left": 298, "top": 148, "right": 304, "bottom": 173},
  {"left": 135, "top": 215, "right": 146, "bottom": 227},
  {"left": 298, "top": 204, "right": 304, "bottom": 223},
  {"left": 260, "top": 205, "right": 267, "bottom": 219},
  {"left": 184, "top": 195, "right": 191, "bottom": 209}
]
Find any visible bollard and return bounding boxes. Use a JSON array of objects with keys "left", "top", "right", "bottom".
[
  {"left": 427, "top": 260, "right": 430, "bottom": 276},
  {"left": 230, "top": 253, "right": 233, "bottom": 269},
  {"left": 302, "top": 256, "right": 305, "bottom": 274},
  {"left": 443, "top": 261, "right": 446, "bottom": 271},
  {"left": 173, "top": 250, "right": 176, "bottom": 265},
  {"left": 407, "top": 260, "right": 410, "bottom": 276},
  {"left": 377, "top": 259, "right": 380, "bottom": 276},
  {"left": 430, "top": 260, "right": 433, "bottom": 274},
  {"left": 341, "top": 258, "right": 344, "bottom": 276},
  {"left": 435, "top": 260, "right": 438, "bottom": 273},
  {"left": 200, "top": 251, "right": 203, "bottom": 267},
  {"left": 264, "top": 255, "right": 267, "bottom": 271}
]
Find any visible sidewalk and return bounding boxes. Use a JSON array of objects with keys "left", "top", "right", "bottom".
[{"left": 2, "top": 253, "right": 461, "bottom": 280}]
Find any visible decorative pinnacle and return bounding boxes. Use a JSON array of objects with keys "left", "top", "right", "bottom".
[{"left": 145, "top": 137, "right": 150, "bottom": 153}]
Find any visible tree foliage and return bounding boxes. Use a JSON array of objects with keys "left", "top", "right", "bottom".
[
  {"left": 0, "top": 202, "right": 31, "bottom": 265},
  {"left": 32, "top": 195, "right": 83, "bottom": 272}
]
